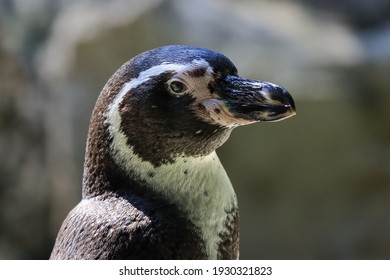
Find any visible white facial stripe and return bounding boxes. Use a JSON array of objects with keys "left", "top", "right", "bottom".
[
  {"left": 105, "top": 59, "right": 237, "bottom": 259},
  {"left": 108, "top": 59, "right": 213, "bottom": 116}
]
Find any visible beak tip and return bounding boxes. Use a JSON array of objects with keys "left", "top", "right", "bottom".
[
  {"left": 284, "top": 89, "right": 296, "bottom": 112},
  {"left": 264, "top": 83, "right": 296, "bottom": 120}
]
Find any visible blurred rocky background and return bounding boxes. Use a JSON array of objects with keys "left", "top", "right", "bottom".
[{"left": 1, "top": 0, "right": 389, "bottom": 259}]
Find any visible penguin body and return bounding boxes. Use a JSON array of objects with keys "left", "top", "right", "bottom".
[{"left": 50, "top": 46, "right": 295, "bottom": 259}]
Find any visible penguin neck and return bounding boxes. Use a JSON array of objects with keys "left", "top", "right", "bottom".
[
  {"left": 82, "top": 121, "right": 238, "bottom": 259},
  {"left": 109, "top": 144, "right": 238, "bottom": 259}
]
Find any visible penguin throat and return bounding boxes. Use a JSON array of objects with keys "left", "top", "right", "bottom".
[
  {"left": 99, "top": 66, "right": 238, "bottom": 258},
  {"left": 107, "top": 123, "right": 237, "bottom": 259}
]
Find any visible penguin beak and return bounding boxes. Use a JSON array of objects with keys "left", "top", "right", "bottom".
[
  {"left": 196, "top": 75, "right": 295, "bottom": 126},
  {"left": 216, "top": 75, "right": 296, "bottom": 123}
]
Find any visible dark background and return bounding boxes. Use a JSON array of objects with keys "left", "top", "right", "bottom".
[{"left": 1, "top": 0, "right": 389, "bottom": 259}]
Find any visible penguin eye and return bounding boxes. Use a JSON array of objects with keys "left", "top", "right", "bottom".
[{"left": 168, "top": 80, "right": 188, "bottom": 95}]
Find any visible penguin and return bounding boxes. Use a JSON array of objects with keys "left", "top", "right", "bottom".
[{"left": 50, "top": 45, "right": 295, "bottom": 260}]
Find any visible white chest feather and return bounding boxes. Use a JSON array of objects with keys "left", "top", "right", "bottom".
[
  {"left": 112, "top": 145, "right": 236, "bottom": 259},
  {"left": 106, "top": 122, "right": 236, "bottom": 258}
]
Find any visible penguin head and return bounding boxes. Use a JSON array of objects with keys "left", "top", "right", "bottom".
[{"left": 99, "top": 45, "right": 295, "bottom": 166}]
